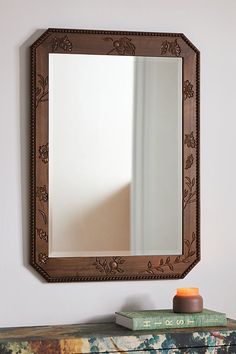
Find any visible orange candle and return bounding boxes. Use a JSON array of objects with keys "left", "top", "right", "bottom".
[
  {"left": 176, "top": 288, "right": 199, "bottom": 297},
  {"left": 173, "top": 288, "right": 203, "bottom": 313}
]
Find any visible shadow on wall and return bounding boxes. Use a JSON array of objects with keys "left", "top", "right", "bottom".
[
  {"left": 53, "top": 184, "right": 131, "bottom": 255},
  {"left": 119, "top": 295, "right": 156, "bottom": 312},
  {"left": 85, "top": 295, "right": 156, "bottom": 323}
]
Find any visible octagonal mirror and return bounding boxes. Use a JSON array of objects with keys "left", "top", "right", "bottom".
[{"left": 31, "top": 29, "right": 200, "bottom": 282}]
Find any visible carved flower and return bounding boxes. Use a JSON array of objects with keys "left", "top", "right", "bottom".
[
  {"left": 104, "top": 37, "right": 135, "bottom": 55},
  {"left": 109, "top": 260, "right": 119, "bottom": 270},
  {"left": 161, "top": 39, "right": 181, "bottom": 56},
  {"left": 185, "top": 154, "right": 194, "bottom": 169},
  {"left": 51, "top": 35, "right": 73, "bottom": 52},
  {"left": 184, "top": 80, "right": 194, "bottom": 100},
  {"left": 36, "top": 185, "right": 48, "bottom": 202},
  {"left": 184, "top": 132, "right": 196, "bottom": 148},
  {"left": 38, "top": 253, "right": 48, "bottom": 264},
  {"left": 39, "top": 143, "right": 48, "bottom": 163},
  {"left": 93, "top": 256, "right": 125, "bottom": 274},
  {"left": 36, "top": 228, "right": 48, "bottom": 242}
]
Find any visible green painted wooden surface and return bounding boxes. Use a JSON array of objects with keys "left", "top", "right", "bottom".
[{"left": 0, "top": 320, "right": 236, "bottom": 353}]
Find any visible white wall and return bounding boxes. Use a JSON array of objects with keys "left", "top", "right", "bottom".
[{"left": 1, "top": 0, "right": 236, "bottom": 327}]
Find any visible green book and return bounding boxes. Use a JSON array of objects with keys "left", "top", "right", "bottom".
[{"left": 115, "top": 309, "right": 227, "bottom": 330}]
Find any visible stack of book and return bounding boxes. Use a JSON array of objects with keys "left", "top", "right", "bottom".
[{"left": 115, "top": 309, "right": 227, "bottom": 330}]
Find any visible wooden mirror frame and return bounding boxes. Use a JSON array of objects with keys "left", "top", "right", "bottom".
[{"left": 31, "top": 28, "right": 200, "bottom": 282}]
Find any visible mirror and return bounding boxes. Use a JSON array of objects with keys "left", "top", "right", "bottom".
[
  {"left": 49, "top": 54, "right": 182, "bottom": 257},
  {"left": 31, "top": 29, "right": 200, "bottom": 282}
]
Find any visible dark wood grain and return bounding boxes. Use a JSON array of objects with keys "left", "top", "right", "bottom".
[{"left": 31, "top": 29, "right": 200, "bottom": 282}]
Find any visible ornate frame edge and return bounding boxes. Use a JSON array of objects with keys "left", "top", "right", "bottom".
[{"left": 30, "top": 28, "right": 200, "bottom": 282}]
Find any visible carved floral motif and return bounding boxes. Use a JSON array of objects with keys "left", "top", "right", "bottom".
[
  {"left": 93, "top": 257, "right": 125, "bottom": 274},
  {"left": 39, "top": 209, "right": 47, "bottom": 224},
  {"left": 36, "top": 228, "right": 48, "bottom": 242},
  {"left": 160, "top": 39, "right": 181, "bottom": 56},
  {"left": 184, "top": 132, "right": 196, "bottom": 148},
  {"left": 144, "top": 233, "right": 196, "bottom": 274},
  {"left": 31, "top": 30, "right": 200, "bottom": 282},
  {"left": 51, "top": 35, "right": 73, "bottom": 52},
  {"left": 38, "top": 253, "right": 48, "bottom": 265},
  {"left": 39, "top": 143, "right": 48, "bottom": 163},
  {"left": 184, "top": 80, "right": 194, "bottom": 100},
  {"left": 145, "top": 257, "right": 174, "bottom": 274},
  {"left": 36, "top": 74, "right": 48, "bottom": 108},
  {"left": 184, "top": 177, "right": 196, "bottom": 209},
  {"left": 185, "top": 154, "right": 194, "bottom": 170},
  {"left": 104, "top": 37, "right": 135, "bottom": 55},
  {"left": 174, "top": 233, "right": 196, "bottom": 264},
  {"left": 36, "top": 185, "right": 48, "bottom": 202}
]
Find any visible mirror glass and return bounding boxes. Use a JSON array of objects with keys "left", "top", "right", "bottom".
[{"left": 48, "top": 53, "right": 182, "bottom": 257}]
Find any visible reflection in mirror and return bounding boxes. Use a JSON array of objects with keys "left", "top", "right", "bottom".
[{"left": 48, "top": 54, "right": 182, "bottom": 257}]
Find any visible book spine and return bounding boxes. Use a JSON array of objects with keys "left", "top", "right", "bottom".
[{"left": 132, "top": 314, "right": 227, "bottom": 330}]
